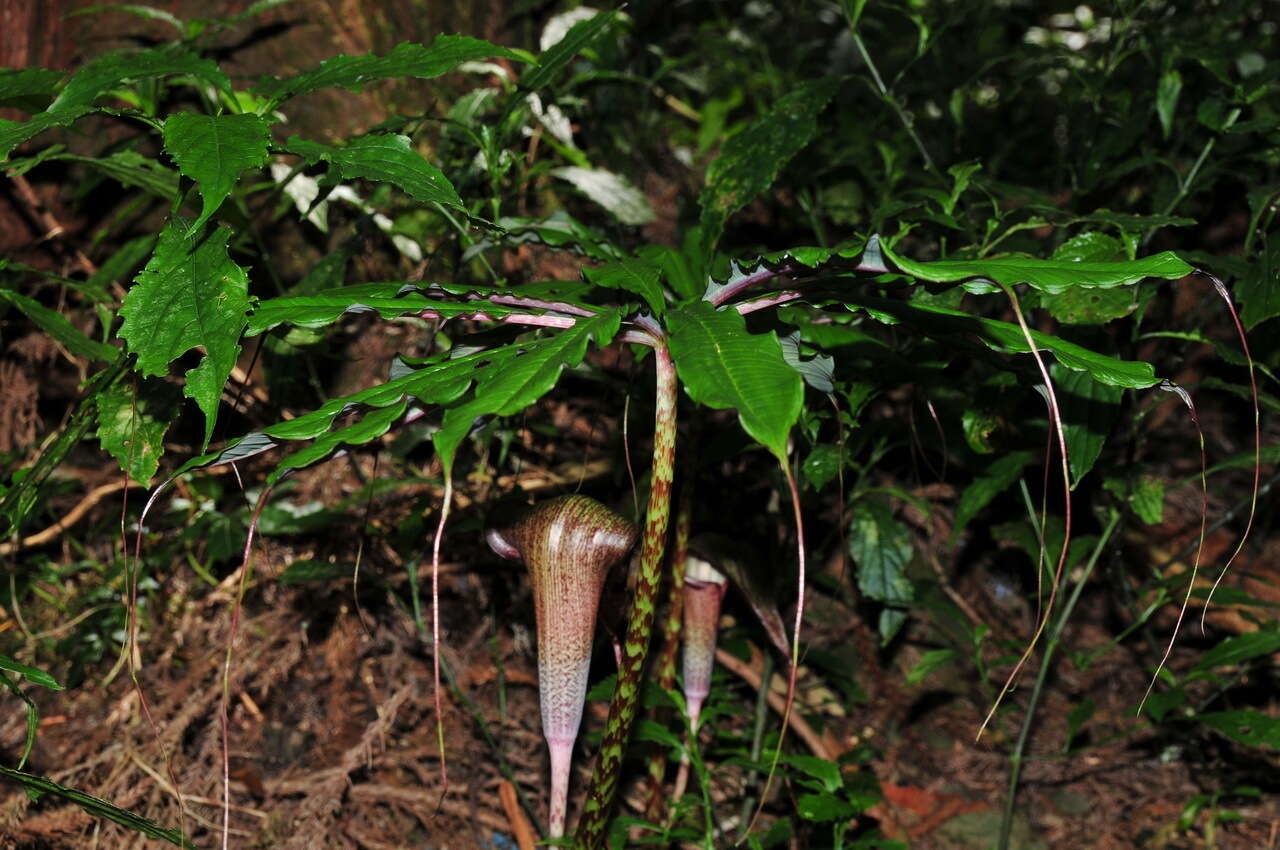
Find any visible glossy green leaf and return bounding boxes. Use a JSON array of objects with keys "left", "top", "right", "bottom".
[
  {"left": 1052, "top": 363, "right": 1122, "bottom": 488},
  {"left": 879, "top": 238, "right": 1192, "bottom": 295},
  {"left": 76, "top": 150, "right": 180, "bottom": 200},
  {"left": 95, "top": 379, "right": 180, "bottom": 485},
  {"left": 1191, "top": 633, "right": 1280, "bottom": 674},
  {"left": 0, "top": 68, "right": 62, "bottom": 110},
  {"left": 0, "top": 288, "right": 116, "bottom": 361},
  {"left": 247, "top": 283, "right": 515, "bottom": 335},
  {"left": 905, "top": 648, "right": 959, "bottom": 686},
  {"left": 551, "top": 166, "right": 655, "bottom": 226},
  {"left": 520, "top": 10, "right": 617, "bottom": 92},
  {"left": 796, "top": 792, "right": 859, "bottom": 822},
  {"left": 118, "top": 220, "right": 249, "bottom": 449},
  {"left": 952, "top": 450, "right": 1036, "bottom": 541},
  {"left": 254, "top": 36, "right": 527, "bottom": 103},
  {"left": 584, "top": 256, "right": 664, "bottom": 313},
  {"left": 497, "top": 212, "right": 621, "bottom": 261},
  {"left": 0, "top": 108, "right": 93, "bottom": 161},
  {"left": 1198, "top": 710, "right": 1280, "bottom": 750},
  {"left": 0, "top": 766, "right": 194, "bottom": 847},
  {"left": 849, "top": 497, "right": 914, "bottom": 606},
  {"left": 783, "top": 754, "right": 842, "bottom": 793},
  {"left": 666, "top": 300, "right": 802, "bottom": 461},
  {"left": 163, "top": 113, "right": 270, "bottom": 231},
  {"left": 699, "top": 78, "right": 838, "bottom": 255},
  {"left": 70, "top": 4, "right": 186, "bottom": 35},
  {"left": 269, "top": 400, "right": 409, "bottom": 484},
  {"left": 51, "top": 45, "right": 231, "bottom": 110},
  {"left": 262, "top": 351, "right": 481, "bottom": 442},
  {"left": 1236, "top": 241, "right": 1280, "bottom": 329},
  {"left": 1156, "top": 69, "right": 1183, "bottom": 140},
  {"left": 286, "top": 134, "right": 464, "bottom": 211},
  {"left": 434, "top": 312, "right": 621, "bottom": 470},
  {"left": 0, "top": 655, "right": 61, "bottom": 690},
  {"left": 848, "top": 295, "right": 1159, "bottom": 388}
]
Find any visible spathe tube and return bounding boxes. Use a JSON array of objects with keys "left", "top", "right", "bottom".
[{"left": 487, "top": 494, "right": 637, "bottom": 837}]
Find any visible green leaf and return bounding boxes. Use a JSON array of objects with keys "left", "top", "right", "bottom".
[
  {"left": 849, "top": 498, "right": 914, "bottom": 605},
  {"left": 51, "top": 45, "right": 232, "bottom": 110},
  {"left": 1191, "top": 632, "right": 1280, "bottom": 674},
  {"left": 247, "top": 283, "right": 515, "bottom": 335},
  {"left": 434, "top": 312, "right": 621, "bottom": 470},
  {"left": 70, "top": 4, "right": 186, "bottom": 36},
  {"left": 163, "top": 113, "right": 270, "bottom": 231},
  {"left": 1236, "top": 241, "right": 1280, "bottom": 329},
  {"left": 0, "top": 68, "right": 63, "bottom": 110},
  {"left": 1052, "top": 363, "right": 1122, "bottom": 488},
  {"left": 262, "top": 350, "right": 478, "bottom": 441},
  {"left": 796, "top": 792, "right": 859, "bottom": 822},
  {"left": 666, "top": 300, "right": 803, "bottom": 461},
  {"left": 279, "top": 559, "right": 348, "bottom": 584},
  {"left": 0, "top": 766, "right": 194, "bottom": 847},
  {"left": 551, "top": 166, "right": 655, "bottom": 226},
  {"left": 270, "top": 401, "right": 409, "bottom": 484},
  {"left": 878, "top": 238, "right": 1192, "bottom": 295},
  {"left": 60, "top": 151, "right": 180, "bottom": 200},
  {"left": 783, "top": 754, "right": 842, "bottom": 793},
  {"left": 952, "top": 450, "right": 1036, "bottom": 541},
  {"left": 118, "top": 220, "right": 249, "bottom": 449},
  {"left": 905, "top": 648, "right": 959, "bottom": 686},
  {"left": 254, "top": 37, "right": 527, "bottom": 103},
  {"left": 0, "top": 655, "right": 62, "bottom": 690},
  {"left": 1156, "top": 69, "right": 1183, "bottom": 140},
  {"left": 584, "top": 256, "right": 664, "bottom": 313},
  {"left": 1040, "top": 233, "right": 1139, "bottom": 325},
  {"left": 0, "top": 107, "right": 93, "bottom": 161},
  {"left": 287, "top": 134, "right": 464, "bottom": 211},
  {"left": 699, "top": 78, "right": 839, "bottom": 256},
  {"left": 496, "top": 212, "right": 622, "bottom": 262},
  {"left": 520, "top": 10, "right": 618, "bottom": 92},
  {"left": 95, "top": 378, "right": 179, "bottom": 485},
  {"left": 0, "top": 289, "right": 116, "bottom": 361},
  {"left": 1198, "top": 710, "right": 1280, "bottom": 750},
  {"left": 802, "top": 444, "right": 842, "bottom": 491},
  {"left": 848, "top": 295, "right": 1159, "bottom": 388}
]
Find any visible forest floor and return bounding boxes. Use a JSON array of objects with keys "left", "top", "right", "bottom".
[{"left": 2, "top": 380, "right": 1279, "bottom": 850}]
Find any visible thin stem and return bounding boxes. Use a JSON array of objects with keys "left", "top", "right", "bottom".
[
  {"left": 997, "top": 510, "right": 1120, "bottom": 850},
  {"left": 575, "top": 334, "right": 679, "bottom": 847},
  {"left": 736, "top": 652, "right": 774, "bottom": 840},
  {"left": 848, "top": 31, "right": 940, "bottom": 177},
  {"left": 1142, "top": 107, "right": 1241, "bottom": 247}
]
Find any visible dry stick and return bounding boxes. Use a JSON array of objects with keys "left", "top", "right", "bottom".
[
  {"left": 498, "top": 779, "right": 538, "bottom": 850},
  {"left": 7, "top": 173, "right": 99, "bottom": 279},
  {"left": 0, "top": 480, "right": 140, "bottom": 556},
  {"left": 978, "top": 284, "right": 1072, "bottom": 740},
  {"left": 713, "top": 646, "right": 835, "bottom": 762}
]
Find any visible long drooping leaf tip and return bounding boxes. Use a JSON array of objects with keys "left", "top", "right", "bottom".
[
  {"left": 486, "top": 494, "right": 637, "bottom": 837},
  {"left": 682, "top": 554, "right": 728, "bottom": 731}
]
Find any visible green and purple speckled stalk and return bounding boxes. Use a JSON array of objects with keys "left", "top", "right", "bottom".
[
  {"left": 575, "top": 335, "right": 678, "bottom": 848},
  {"left": 487, "top": 495, "right": 636, "bottom": 838}
]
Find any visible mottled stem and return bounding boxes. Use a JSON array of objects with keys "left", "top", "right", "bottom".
[
  {"left": 643, "top": 469, "right": 694, "bottom": 819},
  {"left": 575, "top": 332, "right": 678, "bottom": 847}
]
